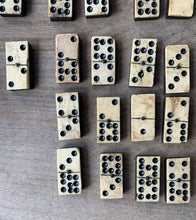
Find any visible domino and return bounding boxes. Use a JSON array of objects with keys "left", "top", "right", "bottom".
[
  {"left": 129, "top": 39, "right": 157, "bottom": 87},
  {"left": 166, "top": 158, "right": 190, "bottom": 203},
  {"left": 136, "top": 156, "right": 160, "bottom": 202},
  {"left": 165, "top": 45, "right": 190, "bottom": 93},
  {"left": 48, "top": 0, "right": 73, "bottom": 21},
  {"left": 100, "top": 153, "right": 123, "bottom": 199},
  {"left": 167, "top": 0, "right": 194, "bottom": 18},
  {"left": 0, "top": 0, "right": 23, "bottom": 16},
  {"left": 56, "top": 34, "right": 80, "bottom": 83},
  {"left": 91, "top": 36, "right": 116, "bottom": 85},
  {"left": 57, "top": 148, "right": 82, "bottom": 195},
  {"left": 6, "top": 41, "right": 30, "bottom": 90},
  {"left": 56, "top": 92, "right": 81, "bottom": 140},
  {"left": 85, "top": 0, "right": 109, "bottom": 18},
  {"left": 163, "top": 97, "right": 189, "bottom": 144},
  {"left": 97, "top": 97, "right": 120, "bottom": 143},
  {"left": 135, "top": 0, "right": 160, "bottom": 20},
  {"left": 131, "top": 94, "right": 155, "bottom": 141}
]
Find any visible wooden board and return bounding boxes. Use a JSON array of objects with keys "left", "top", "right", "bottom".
[{"left": 0, "top": 1, "right": 195, "bottom": 219}]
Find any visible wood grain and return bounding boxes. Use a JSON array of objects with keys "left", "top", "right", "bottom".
[{"left": 0, "top": 0, "right": 195, "bottom": 219}]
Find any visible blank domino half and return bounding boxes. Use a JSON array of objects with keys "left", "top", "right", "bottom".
[{"left": 167, "top": 0, "right": 194, "bottom": 18}]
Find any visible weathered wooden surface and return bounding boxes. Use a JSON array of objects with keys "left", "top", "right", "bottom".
[{"left": 0, "top": 1, "right": 195, "bottom": 220}]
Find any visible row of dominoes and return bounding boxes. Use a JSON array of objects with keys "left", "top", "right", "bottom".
[
  {"left": 1, "top": 0, "right": 194, "bottom": 19},
  {"left": 4, "top": 37, "right": 191, "bottom": 94},
  {"left": 55, "top": 93, "right": 190, "bottom": 144},
  {"left": 56, "top": 34, "right": 190, "bottom": 94},
  {"left": 57, "top": 148, "right": 191, "bottom": 204}
]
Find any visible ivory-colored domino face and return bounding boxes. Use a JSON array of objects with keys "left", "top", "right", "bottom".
[
  {"left": 97, "top": 97, "right": 120, "bottom": 143},
  {"left": 6, "top": 41, "right": 30, "bottom": 90},
  {"left": 136, "top": 156, "right": 160, "bottom": 202},
  {"left": 135, "top": 0, "right": 160, "bottom": 20},
  {"left": 100, "top": 153, "right": 123, "bottom": 199},
  {"left": 163, "top": 97, "right": 189, "bottom": 144},
  {"left": 168, "top": 0, "right": 194, "bottom": 17},
  {"left": 129, "top": 39, "right": 157, "bottom": 87},
  {"left": 85, "top": 0, "right": 109, "bottom": 17},
  {"left": 97, "top": 97, "right": 120, "bottom": 121},
  {"left": 166, "top": 158, "right": 190, "bottom": 203},
  {"left": 165, "top": 45, "right": 190, "bottom": 93},
  {"left": 56, "top": 92, "right": 80, "bottom": 140},
  {"left": 91, "top": 36, "right": 115, "bottom": 85},
  {"left": 48, "top": 0, "right": 73, "bottom": 21},
  {"left": 57, "top": 148, "right": 82, "bottom": 195},
  {"left": 131, "top": 94, "right": 155, "bottom": 141},
  {"left": 56, "top": 34, "right": 80, "bottom": 83},
  {"left": 0, "top": 0, "right": 23, "bottom": 16}
]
